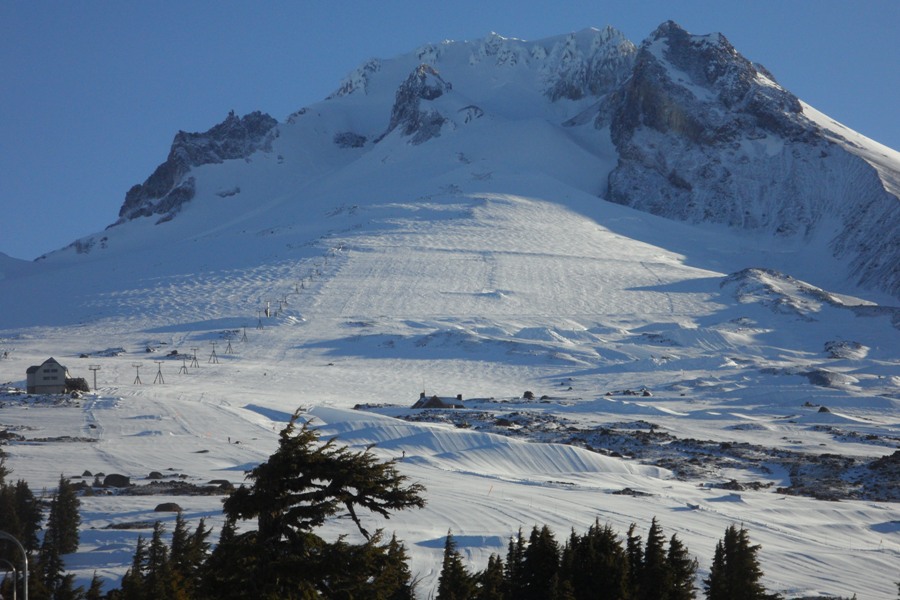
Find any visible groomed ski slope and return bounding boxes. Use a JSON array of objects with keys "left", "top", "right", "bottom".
[
  {"left": 2, "top": 27, "right": 900, "bottom": 594},
  {"left": 1, "top": 182, "right": 898, "bottom": 597}
]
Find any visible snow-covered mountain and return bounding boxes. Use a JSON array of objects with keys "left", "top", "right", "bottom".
[
  {"left": 67, "top": 21, "right": 900, "bottom": 301},
  {"left": 1, "top": 22, "right": 899, "bottom": 598}
]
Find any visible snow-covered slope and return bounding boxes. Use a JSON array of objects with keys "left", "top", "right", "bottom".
[{"left": 1, "top": 22, "right": 899, "bottom": 599}]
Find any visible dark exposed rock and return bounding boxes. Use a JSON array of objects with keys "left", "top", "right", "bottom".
[
  {"left": 116, "top": 110, "right": 277, "bottom": 224},
  {"left": 378, "top": 64, "right": 451, "bottom": 145},
  {"left": 154, "top": 502, "right": 182, "bottom": 512},
  {"left": 544, "top": 28, "right": 636, "bottom": 102},
  {"left": 103, "top": 473, "right": 131, "bottom": 488},
  {"left": 333, "top": 131, "right": 367, "bottom": 148},
  {"left": 604, "top": 21, "right": 900, "bottom": 300}
]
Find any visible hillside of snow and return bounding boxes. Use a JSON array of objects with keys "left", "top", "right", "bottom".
[{"left": 1, "top": 22, "right": 899, "bottom": 598}]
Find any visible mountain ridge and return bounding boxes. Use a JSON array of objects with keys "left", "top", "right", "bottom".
[
  {"left": 51, "top": 21, "right": 899, "bottom": 302},
  {"left": 1, "top": 24, "right": 898, "bottom": 598}
]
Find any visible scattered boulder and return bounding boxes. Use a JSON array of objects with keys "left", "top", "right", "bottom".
[
  {"left": 103, "top": 474, "right": 131, "bottom": 488},
  {"left": 148, "top": 471, "right": 164, "bottom": 480},
  {"left": 208, "top": 480, "right": 235, "bottom": 491},
  {"left": 154, "top": 502, "right": 182, "bottom": 513}
]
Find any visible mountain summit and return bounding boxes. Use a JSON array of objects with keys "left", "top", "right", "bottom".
[
  {"left": 2, "top": 22, "right": 898, "bottom": 599},
  {"left": 88, "top": 22, "right": 900, "bottom": 300}
]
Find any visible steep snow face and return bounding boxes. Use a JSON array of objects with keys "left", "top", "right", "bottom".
[{"left": 605, "top": 21, "right": 900, "bottom": 299}]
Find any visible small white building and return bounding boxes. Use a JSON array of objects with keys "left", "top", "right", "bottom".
[{"left": 26, "top": 357, "right": 69, "bottom": 394}]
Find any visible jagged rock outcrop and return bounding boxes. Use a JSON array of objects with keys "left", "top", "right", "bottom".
[
  {"left": 605, "top": 21, "right": 900, "bottom": 298},
  {"left": 329, "top": 59, "right": 382, "bottom": 98},
  {"left": 117, "top": 110, "right": 276, "bottom": 223},
  {"left": 379, "top": 64, "right": 452, "bottom": 144},
  {"left": 542, "top": 27, "right": 636, "bottom": 101}
]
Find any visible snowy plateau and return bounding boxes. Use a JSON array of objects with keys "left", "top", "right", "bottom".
[{"left": 1, "top": 21, "right": 899, "bottom": 598}]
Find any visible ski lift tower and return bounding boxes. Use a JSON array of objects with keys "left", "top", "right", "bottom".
[{"left": 88, "top": 365, "right": 101, "bottom": 391}]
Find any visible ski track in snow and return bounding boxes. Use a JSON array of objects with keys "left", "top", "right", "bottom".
[{"left": 1, "top": 170, "right": 899, "bottom": 595}]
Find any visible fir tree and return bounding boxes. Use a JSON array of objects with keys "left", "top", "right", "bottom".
[
  {"left": 143, "top": 520, "right": 189, "bottom": 600},
  {"left": 0, "top": 484, "right": 23, "bottom": 548},
  {"left": 119, "top": 536, "right": 148, "bottom": 600},
  {"left": 436, "top": 530, "right": 475, "bottom": 600},
  {"left": 198, "top": 517, "right": 248, "bottom": 600},
  {"left": 626, "top": 523, "right": 644, "bottom": 598},
  {"left": 15, "top": 479, "right": 42, "bottom": 552},
  {"left": 522, "top": 525, "right": 560, "bottom": 600},
  {"left": 667, "top": 534, "right": 697, "bottom": 600},
  {"left": 560, "top": 521, "right": 628, "bottom": 600},
  {"left": 85, "top": 572, "right": 105, "bottom": 600},
  {"left": 40, "top": 479, "right": 81, "bottom": 600},
  {"left": 43, "top": 475, "right": 81, "bottom": 555},
  {"left": 503, "top": 529, "right": 527, "bottom": 599},
  {"left": 475, "top": 553, "right": 505, "bottom": 600},
  {"left": 640, "top": 517, "right": 671, "bottom": 600},
  {"left": 372, "top": 533, "right": 416, "bottom": 600},
  {"left": 168, "top": 513, "right": 210, "bottom": 597},
  {"left": 704, "top": 525, "right": 766, "bottom": 600}
]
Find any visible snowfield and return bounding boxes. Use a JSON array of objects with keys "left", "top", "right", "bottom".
[{"left": 1, "top": 25, "right": 899, "bottom": 599}]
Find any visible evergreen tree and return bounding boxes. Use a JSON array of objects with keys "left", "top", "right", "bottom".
[
  {"left": 626, "top": 523, "right": 644, "bottom": 598},
  {"left": 522, "top": 525, "right": 560, "bottom": 600},
  {"left": 0, "top": 484, "right": 23, "bottom": 547},
  {"left": 503, "top": 529, "right": 527, "bottom": 599},
  {"left": 144, "top": 520, "right": 187, "bottom": 600},
  {"left": 561, "top": 521, "right": 629, "bottom": 600},
  {"left": 371, "top": 533, "right": 416, "bottom": 600},
  {"left": 26, "top": 552, "right": 53, "bottom": 600},
  {"left": 704, "top": 525, "right": 766, "bottom": 600},
  {"left": 85, "top": 572, "right": 105, "bottom": 600},
  {"left": 40, "top": 478, "right": 81, "bottom": 600},
  {"left": 15, "top": 479, "right": 43, "bottom": 552},
  {"left": 168, "top": 514, "right": 210, "bottom": 597},
  {"left": 640, "top": 517, "right": 671, "bottom": 600},
  {"left": 119, "top": 536, "right": 148, "bottom": 600},
  {"left": 209, "top": 410, "right": 425, "bottom": 598},
  {"left": 197, "top": 517, "right": 247, "bottom": 600},
  {"left": 43, "top": 476, "right": 81, "bottom": 555},
  {"left": 667, "top": 534, "right": 697, "bottom": 600},
  {"left": 475, "top": 553, "right": 505, "bottom": 600},
  {"left": 53, "top": 573, "right": 84, "bottom": 600},
  {"left": 436, "top": 530, "right": 475, "bottom": 600}
]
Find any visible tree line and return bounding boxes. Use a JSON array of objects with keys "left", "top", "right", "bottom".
[
  {"left": 435, "top": 519, "right": 774, "bottom": 600},
  {"left": 1, "top": 412, "right": 884, "bottom": 599}
]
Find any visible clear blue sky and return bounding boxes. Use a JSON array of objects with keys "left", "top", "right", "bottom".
[{"left": 2, "top": 0, "right": 897, "bottom": 260}]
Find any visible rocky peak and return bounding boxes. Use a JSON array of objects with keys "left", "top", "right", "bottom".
[
  {"left": 379, "top": 64, "right": 452, "bottom": 144},
  {"left": 611, "top": 21, "right": 803, "bottom": 145},
  {"left": 543, "top": 27, "right": 636, "bottom": 101},
  {"left": 605, "top": 21, "right": 900, "bottom": 299},
  {"left": 329, "top": 59, "right": 382, "bottom": 98},
  {"left": 117, "top": 110, "right": 276, "bottom": 224}
]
